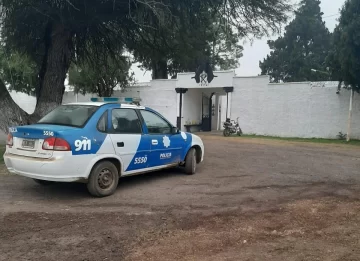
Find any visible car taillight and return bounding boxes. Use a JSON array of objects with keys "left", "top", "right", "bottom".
[
  {"left": 6, "top": 133, "right": 13, "bottom": 147},
  {"left": 42, "top": 137, "right": 71, "bottom": 151}
]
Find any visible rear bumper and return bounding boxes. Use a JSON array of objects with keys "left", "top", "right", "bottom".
[{"left": 4, "top": 153, "right": 87, "bottom": 182}]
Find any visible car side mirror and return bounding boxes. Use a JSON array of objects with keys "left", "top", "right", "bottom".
[{"left": 171, "top": 127, "right": 180, "bottom": 134}]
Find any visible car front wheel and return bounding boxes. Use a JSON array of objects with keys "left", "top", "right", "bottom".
[
  {"left": 87, "top": 161, "right": 119, "bottom": 197},
  {"left": 184, "top": 148, "right": 197, "bottom": 175}
]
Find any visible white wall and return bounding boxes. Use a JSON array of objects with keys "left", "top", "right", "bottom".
[
  {"left": 123, "top": 80, "right": 178, "bottom": 126},
  {"left": 0, "top": 92, "right": 37, "bottom": 143},
  {"left": 230, "top": 76, "right": 360, "bottom": 139},
  {"left": 62, "top": 92, "right": 94, "bottom": 103},
  {"left": 62, "top": 81, "right": 178, "bottom": 126},
  {"left": 9, "top": 91, "right": 36, "bottom": 114},
  {"left": 211, "top": 95, "right": 220, "bottom": 130},
  {"left": 182, "top": 89, "right": 202, "bottom": 128},
  {"left": 3, "top": 75, "right": 360, "bottom": 141}
]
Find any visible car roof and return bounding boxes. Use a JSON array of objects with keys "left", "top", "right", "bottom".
[{"left": 64, "top": 102, "right": 145, "bottom": 109}]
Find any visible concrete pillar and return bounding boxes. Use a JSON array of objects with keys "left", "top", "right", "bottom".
[
  {"left": 175, "top": 88, "right": 188, "bottom": 131},
  {"left": 212, "top": 95, "right": 220, "bottom": 130},
  {"left": 227, "top": 92, "right": 232, "bottom": 119}
]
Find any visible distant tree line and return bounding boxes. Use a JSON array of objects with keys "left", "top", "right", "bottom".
[{"left": 260, "top": 0, "right": 360, "bottom": 93}]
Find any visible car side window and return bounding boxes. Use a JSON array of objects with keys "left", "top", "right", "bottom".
[
  {"left": 111, "top": 109, "right": 142, "bottom": 134},
  {"left": 97, "top": 111, "right": 107, "bottom": 132},
  {"left": 140, "top": 110, "right": 171, "bottom": 134}
]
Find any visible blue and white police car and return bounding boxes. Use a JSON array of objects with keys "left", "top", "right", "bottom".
[{"left": 4, "top": 97, "right": 204, "bottom": 197}]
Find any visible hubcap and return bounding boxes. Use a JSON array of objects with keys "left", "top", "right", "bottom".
[{"left": 98, "top": 168, "right": 114, "bottom": 189}]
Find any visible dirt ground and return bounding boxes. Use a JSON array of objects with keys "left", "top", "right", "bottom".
[{"left": 1, "top": 135, "right": 360, "bottom": 261}]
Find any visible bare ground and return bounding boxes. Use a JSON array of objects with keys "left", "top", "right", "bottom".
[{"left": 1, "top": 136, "right": 360, "bottom": 261}]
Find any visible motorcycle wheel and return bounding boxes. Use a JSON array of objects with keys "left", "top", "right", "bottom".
[
  {"left": 237, "top": 128, "right": 243, "bottom": 136},
  {"left": 223, "top": 128, "right": 231, "bottom": 137}
]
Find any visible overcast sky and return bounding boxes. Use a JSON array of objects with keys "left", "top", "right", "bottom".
[{"left": 130, "top": 0, "right": 346, "bottom": 82}]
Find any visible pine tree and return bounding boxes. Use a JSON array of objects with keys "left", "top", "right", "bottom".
[
  {"left": 329, "top": 0, "right": 360, "bottom": 91},
  {"left": 260, "top": 0, "right": 332, "bottom": 83}
]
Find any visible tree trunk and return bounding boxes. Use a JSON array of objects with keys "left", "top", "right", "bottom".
[
  {"left": 0, "top": 23, "right": 73, "bottom": 133},
  {"left": 33, "top": 23, "right": 73, "bottom": 120},
  {"left": 96, "top": 81, "right": 115, "bottom": 97},
  {"left": 337, "top": 79, "right": 343, "bottom": 93},
  {"left": 96, "top": 78, "right": 110, "bottom": 97},
  {"left": 152, "top": 59, "right": 168, "bottom": 79},
  {"left": 37, "top": 22, "right": 53, "bottom": 100},
  {"left": 103, "top": 87, "right": 114, "bottom": 97},
  {"left": 96, "top": 80, "right": 105, "bottom": 97},
  {"left": 0, "top": 80, "right": 29, "bottom": 133}
]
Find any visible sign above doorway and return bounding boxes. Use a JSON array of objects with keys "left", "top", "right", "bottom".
[
  {"left": 176, "top": 70, "right": 235, "bottom": 89},
  {"left": 192, "top": 62, "right": 217, "bottom": 86}
]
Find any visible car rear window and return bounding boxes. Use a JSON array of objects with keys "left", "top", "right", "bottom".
[{"left": 37, "top": 105, "right": 99, "bottom": 127}]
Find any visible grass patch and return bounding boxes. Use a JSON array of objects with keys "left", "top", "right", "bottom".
[{"left": 240, "top": 134, "right": 360, "bottom": 146}]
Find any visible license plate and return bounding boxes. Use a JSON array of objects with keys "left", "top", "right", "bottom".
[{"left": 22, "top": 139, "right": 35, "bottom": 149}]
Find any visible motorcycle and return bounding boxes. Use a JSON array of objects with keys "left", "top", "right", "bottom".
[{"left": 223, "top": 117, "right": 243, "bottom": 137}]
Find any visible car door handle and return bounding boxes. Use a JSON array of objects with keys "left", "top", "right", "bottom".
[
  {"left": 117, "top": 142, "right": 124, "bottom": 147},
  {"left": 152, "top": 140, "right": 158, "bottom": 145}
]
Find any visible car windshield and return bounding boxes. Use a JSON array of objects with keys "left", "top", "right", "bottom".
[{"left": 37, "top": 105, "right": 99, "bottom": 127}]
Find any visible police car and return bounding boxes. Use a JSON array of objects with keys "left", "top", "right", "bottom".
[{"left": 4, "top": 97, "right": 204, "bottom": 197}]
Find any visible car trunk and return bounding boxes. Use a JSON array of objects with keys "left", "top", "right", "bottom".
[{"left": 8, "top": 125, "right": 76, "bottom": 159}]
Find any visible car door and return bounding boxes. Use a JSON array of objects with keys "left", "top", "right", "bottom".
[
  {"left": 139, "top": 109, "right": 184, "bottom": 168},
  {"left": 108, "top": 108, "right": 151, "bottom": 174}
]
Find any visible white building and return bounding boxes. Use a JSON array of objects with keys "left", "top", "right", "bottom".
[{"left": 2, "top": 70, "right": 360, "bottom": 141}]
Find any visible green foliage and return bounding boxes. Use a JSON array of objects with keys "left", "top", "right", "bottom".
[
  {"left": 259, "top": 0, "right": 331, "bottom": 83},
  {"left": 0, "top": 45, "right": 38, "bottom": 95},
  {"left": 127, "top": 0, "right": 290, "bottom": 79},
  {"left": 69, "top": 51, "right": 135, "bottom": 97},
  {"left": 0, "top": 0, "right": 291, "bottom": 93},
  {"left": 210, "top": 21, "right": 244, "bottom": 71},
  {"left": 329, "top": 0, "right": 360, "bottom": 91},
  {"left": 326, "top": 29, "right": 343, "bottom": 82},
  {"left": 336, "top": 132, "right": 347, "bottom": 140},
  {"left": 131, "top": 11, "right": 244, "bottom": 78}
]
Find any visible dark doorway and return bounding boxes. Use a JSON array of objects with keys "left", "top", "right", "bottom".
[{"left": 201, "top": 92, "right": 215, "bottom": 132}]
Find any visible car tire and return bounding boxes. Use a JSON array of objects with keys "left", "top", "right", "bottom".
[
  {"left": 184, "top": 148, "right": 197, "bottom": 175},
  {"left": 33, "top": 179, "right": 53, "bottom": 186},
  {"left": 87, "top": 161, "right": 119, "bottom": 197}
]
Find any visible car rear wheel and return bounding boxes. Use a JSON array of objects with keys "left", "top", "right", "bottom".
[
  {"left": 87, "top": 161, "right": 119, "bottom": 197},
  {"left": 184, "top": 148, "right": 197, "bottom": 175}
]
